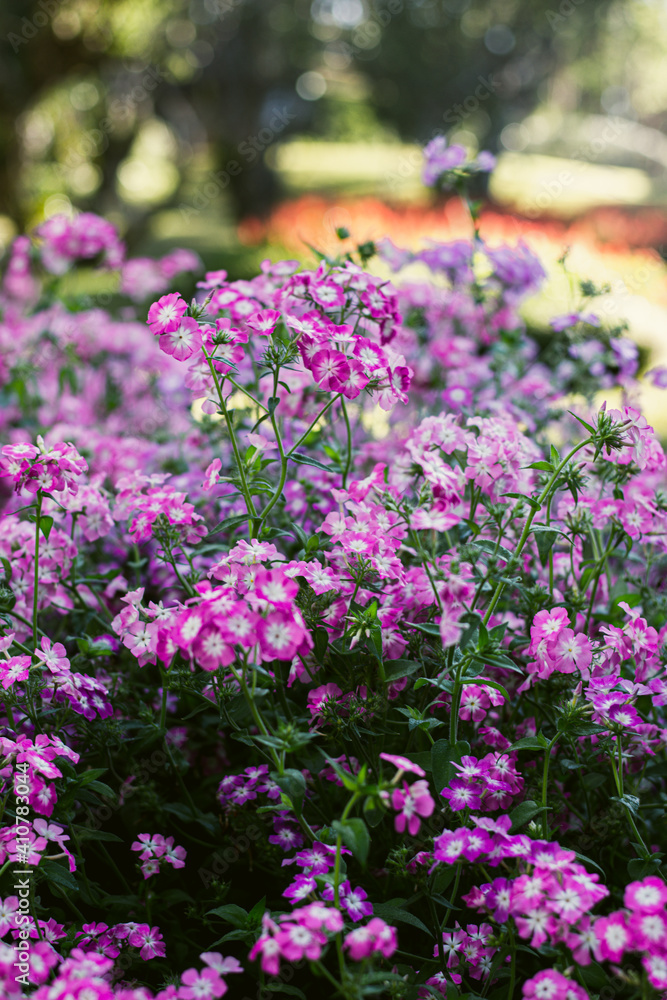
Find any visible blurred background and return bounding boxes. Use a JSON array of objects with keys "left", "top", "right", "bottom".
[{"left": 2, "top": 0, "right": 667, "bottom": 413}]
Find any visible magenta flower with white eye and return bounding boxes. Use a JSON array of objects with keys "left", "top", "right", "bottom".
[
  {"left": 147, "top": 292, "right": 187, "bottom": 335},
  {"left": 310, "top": 349, "right": 351, "bottom": 391}
]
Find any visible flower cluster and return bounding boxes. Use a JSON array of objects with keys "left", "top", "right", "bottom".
[
  {"left": 1, "top": 169, "right": 667, "bottom": 1000},
  {"left": 131, "top": 833, "right": 187, "bottom": 879}
]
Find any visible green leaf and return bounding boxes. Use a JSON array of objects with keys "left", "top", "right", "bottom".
[
  {"left": 39, "top": 515, "right": 54, "bottom": 540},
  {"left": 332, "top": 817, "right": 370, "bottom": 866},
  {"left": 628, "top": 855, "right": 663, "bottom": 879},
  {"left": 473, "top": 540, "right": 515, "bottom": 563},
  {"left": 313, "top": 626, "right": 329, "bottom": 664},
  {"left": 612, "top": 793, "right": 641, "bottom": 816},
  {"left": 524, "top": 461, "right": 553, "bottom": 472},
  {"left": 265, "top": 986, "right": 307, "bottom": 999},
  {"left": 509, "top": 799, "right": 546, "bottom": 831},
  {"left": 579, "top": 962, "right": 610, "bottom": 992},
  {"left": 470, "top": 652, "right": 523, "bottom": 674},
  {"left": 384, "top": 659, "right": 421, "bottom": 682},
  {"left": 407, "top": 717, "right": 444, "bottom": 732},
  {"left": 290, "top": 452, "right": 332, "bottom": 472},
  {"left": 75, "top": 828, "right": 124, "bottom": 843},
  {"left": 462, "top": 676, "right": 510, "bottom": 701},
  {"left": 407, "top": 622, "right": 441, "bottom": 637},
  {"left": 76, "top": 768, "right": 108, "bottom": 785},
  {"left": 506, "top": 735, "right": 548, "bottom": 752},
  {"left": 581, "top": 772, "right": 608, "bottom": 790},
  {"left": 291, "top": 523, "right": 308, "bottom": 547},
  {"left": 321, "top": 754, "right": 359, "bottom": 793},
  {"left": 206, "top": 514, "right": 250, "bottom": 535},
  {"left": 207, "top": 904, "right": 248, "bottom": 927},
  {"left": 247, "top": 896, "right": 267, "bottom": 925},
  {"left": 372, "top": 902, "right": 432, "bottom": 937},
  {"left": 272, "top": 769, "right": 306, "bottom": 816},
  {"left": 414, "top": 676, "right": 453, "bottom": 694},
  {"left": 363, "top": 796, "right": 386, "bottom": 828},
  {"left": 43, "top": 861, "right": 79, "bottom": 893},
  {"left": 86, "top": 780, "right": 115, "bottom": 799},
  {"left": 534, "top": 527, "right": 558, "bottom": 566},
  {"left": 567, "top": 410, "right": 595, "bottom": 434},
  {"left": 501, "top": 492, "right": 542, "bottom": 512}
]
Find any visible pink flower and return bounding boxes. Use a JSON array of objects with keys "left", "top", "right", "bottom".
[
  {"left": 131, "top": 833, "right": 166, "bottom": 860},
  {"left": 643, "top": 953, "right": 667, "bottom": 991},
  {"left": 275, "top": 922, "right": 326, "bottom": 963},
  {"left": 522, "top": 969, "right": 572, "bottom": 1000},
  {"left": 178, "top": 968, "right": 227, "bottom": 999},
  {"left": 159, "top": 318, "right": 202, "bottom": 361},
  {"left": 530, "top": 607, "right": 570, "bottom": 645},
  {"left": 339, "top": 359, "right": 370, "bottom": 399},
  {"left": 0, "top": 897, "right": 19, "bottom": 936},
  {"left": 439, "top": 603, "right": 464, "bottom": 647},
  {"left": 148, "top": 293, "right": 187, "bottom": 334},
  {"left": 433, "top": 828, "right": 470, "bottom": 864},
  {"left": 34, "top": 637, "right": 70, "bottom": 673},
  {"left": 391, "top": 780, "right": 435, "bottom": 835},
  {"left": 310, "top": 349, "right": 350, "bottom": 391},
  {"left": 202, "top": 459, "right": 222, "bottom": 491},
  {"left": 593, "top": 912, "right": 631, "bottom": 963},
  {"left": 310, "top": 280, "right": 345, "bottom": 309},
  {"left": 629, "top": 908, "right": 667, "bottom": 950},
  {"left": 343, "top": 918, "right": 397, "bottom": 961},
  {"left": 441, "top": 780, "right": 482, "bottom": 811},
  {"left": 0, "top": 656, "right": 30, "bottom": 688},
  {"left": 254, "top": 569, "right": 299, "bottom": 607},
  {"left": 200, "top": 953, "right": 243, "bottom": 975},
  {"left": 249, "top": 930, "right": 282, "bottom": 975},
  {"left": 257, "top": 611, "right": 304, "bottom": 660},
  {"left": 307, "top": 683, "right": 343, "bottom": 720},
  {"left": 624, "top": 876, "right": 667, "bottom": 913},
  {"left": 290, "top": 902, "right": 344, "bottom": 933},
  {"left": 128, "top": 924, "right": 166, "bottom": 960},
  {"left": 246, "top": 309, "right": 280, "bottom": 335},
  {"left": 379, "top": 753, "right": 426, "bottom": 777},
  {"left": 550, "top": 629, "right": 592, "bottom": 673}
]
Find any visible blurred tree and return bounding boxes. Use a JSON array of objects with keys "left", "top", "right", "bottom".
[{"left": 0, "top": 0, "right": 663, "bottom": 241}]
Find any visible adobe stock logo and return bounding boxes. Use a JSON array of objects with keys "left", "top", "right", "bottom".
[{"left": 7, "top": 0, "right": 67, "bottom": 52}]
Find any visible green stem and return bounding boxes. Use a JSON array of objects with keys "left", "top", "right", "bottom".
[
  {"left": 507, "top": 923, "right": 517, "bottom": 1000},
  {"left": 333, "top": 792, "right": 358, "bottom": 982},
  {"left": 164, "top": 738, "right": 198, "bottom": 817},
  {"left": 314, "top": 960, "right": 345, "bottom": 996},
  {"left": 340, "top": 397, "right": 352, "bottom": 489},
  {"left": 482, "top": 438, "right": 593, "bottom": 626},
  {"left": 286, "top": 394, "right": 342, "bottom": 458},
  {"left": 255, "top": 368, "right": 288, "bottom": 533},
  {"left": 428, "top": 893, "right": 446, "bottom": 972},
  {"left": 204, "top": 350, "right": 257, "bottom": 534},
  {"left": 163, "top": 542, "right": 195, "bottom": 597},
  {"left": 225, "top": 376, "right": 269, "bottom": 413},
  {"left": 608, "top": 739, "right": 658, "bottom": 867},
  {"left": 542, "top": 735, "right": 559, "bottom": 839},
  {"left": 32, "top": 491, "right": 42, "bottom": 649},
  {"left": 449, "top": 651, "right": 471, "bottom": 744},
  {"left": 159, "top": 666, "right": 170, "bottom": 730}
]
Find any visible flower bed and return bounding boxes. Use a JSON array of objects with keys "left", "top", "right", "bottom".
[{"left": 1, "top": 151, "right": 667, "bottom": 1000}]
